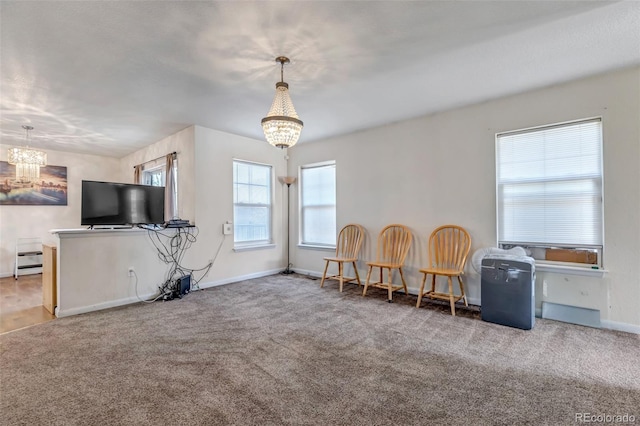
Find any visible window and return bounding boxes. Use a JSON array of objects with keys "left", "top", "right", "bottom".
[
  {"left": 300, "top": 161, "right": 336, "bottom": 247},
  {"left": 142, "top": 166, "right": 165, "bottom": 187},
  {"left": 142, "top": 159, "right": 178, "bottom": 220},
  {"left": 233, "top": 160, "right": 273, "bottom": 246},
  {"left": 496, "top": 118, "right": 603, "bottom": 267}
]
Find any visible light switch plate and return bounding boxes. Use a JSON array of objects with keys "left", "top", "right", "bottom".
[{"left": 223, "top": 223, "right": 233, "bottom": 235}]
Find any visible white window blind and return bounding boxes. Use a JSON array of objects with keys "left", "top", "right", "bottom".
[
  {"left": 300, "top": 162, "right": 336, "bottom": 246},
  {"left": 233, "top": 160, "right": 272, "bottom": 245},
  {"left": 496, "top": 118, "right": 603, "bottom": 249}
]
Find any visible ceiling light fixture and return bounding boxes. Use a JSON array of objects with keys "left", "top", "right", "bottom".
[
  {"left": 261, "top": 56, "right": 304, "bottom": 149},
  {"left": 7, "top": 125, "right": 47, "bottom": 184}
]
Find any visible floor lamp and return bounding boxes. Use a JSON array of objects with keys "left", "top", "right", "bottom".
[{"left": 279, "top": 176, "right": 296, "bottom": 274}]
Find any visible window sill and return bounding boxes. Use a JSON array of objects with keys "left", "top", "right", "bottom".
[
  {"left": 297, "top": 244, "right": 336, "bottom": 252},
  {"left": 233, "top": 243, "right": 276, "bottom": 252},
  {"left": 535, "top": 262, "right": 607, "bottom": 278}
]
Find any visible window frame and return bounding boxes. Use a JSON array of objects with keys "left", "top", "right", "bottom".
[
  {"left": 298, "top": 160, "right": 337, "bottom": 249},
  {"left": 232, "top": 159, "right": 274, "bottom": 249},
  {"left": 495, "top": 117, "right": 604, "bottom": 270}
]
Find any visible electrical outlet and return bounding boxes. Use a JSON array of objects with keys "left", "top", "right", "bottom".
[
  {"left": 223, "top": 222, "right": 233, "bottom": 235},
  {"left": 542, "top": 280, "right": 548, "bottom": 297},
  {"left": 128, "top": 267, "right": 134, "bottom": 277}
]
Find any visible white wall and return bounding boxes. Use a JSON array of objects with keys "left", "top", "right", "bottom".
[
  {"left": 288, "top": 66, "right": 640, "bottom": 330},
  {"left": 188, "top": 126, "right": 288, "bottom": 285},
  {"left": 0, "top": 147, "right": 120, "bottom": 277},
  {"left": 55, "top": 229, "right": 172, "bottom": 317},
  {"left": 118, "top": 124, "right": 290, "bottom": 289},
  {"left": 119, "top": 125, "right": 196, "bottom": 223}
]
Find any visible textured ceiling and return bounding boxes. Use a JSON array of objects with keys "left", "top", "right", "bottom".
[{"left": 1, "top": 1, "right": 639, "bottom": 158}]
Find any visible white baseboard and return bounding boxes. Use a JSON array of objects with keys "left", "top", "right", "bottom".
[
  {"left": 533, "top": 307, "right": 640, "bottom": 335},
  {"left": 56, "top": 292, "right": 157, "bottom": 318},
  {"left": 292, "top": 268, "right": 323, "bottom": 278},
  {"left": 293, "top": 267, "right": 481, "bottom": 306},
  {"left": 56, "top": 269, "right": 284, "bottom": 318},
  {"left": 196, "top": 268, "right": 284, "bottom": 290},
  {"left": 601, "top": 319, "right": 640, "bottom": 335}
]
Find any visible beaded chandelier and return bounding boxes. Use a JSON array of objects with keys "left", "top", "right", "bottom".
[
  {"left": 7, "top": 126, "right": 47, "bottom": 183},
  {"left": 261, "top": 57, "right": 304, "bottom": 149}
]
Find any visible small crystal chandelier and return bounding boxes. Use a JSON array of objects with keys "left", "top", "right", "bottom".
[
  {"left": 7, "top": 126, "right": 47, "bottom": 184},
  {"left": 261, "top": 56, "right": 304, "bottom": 149}
]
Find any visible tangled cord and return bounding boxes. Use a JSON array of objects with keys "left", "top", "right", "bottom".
[{"left": 137, "top": 225, "right": 225, "bottom": 301}]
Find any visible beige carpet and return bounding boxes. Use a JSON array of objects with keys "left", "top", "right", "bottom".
[{"left": 1, "top": 274, "right": 638, "bottom": 425}]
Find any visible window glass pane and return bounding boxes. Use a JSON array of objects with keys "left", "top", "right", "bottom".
[
  {"left": 300, "top": 163, "right": 336, "bottom": 246},
  {"left": 234, "top": 206, "right": 270, "bottom": 242},
  {"left": 235, "top": 183, "right": 250, "bottom": 204},
  {"left": 496, "top": 119, "right": 603, "bottom": 261},
  {"left": 235, "top": 162, "right": 250, "bottom": 184},
  {"left": 233, "top": 160, "right": 272, "bottom": 244},
  {"left": 301, "top": 206, "right": 336, "bottom": 245},
  {"left": 251, "top": 166, "right": 270, "bottom": 186},
  {"left": 302, "top": 166, "right": 336, "bottom": 205},
  {"left": 250, "top": 185, "right": 269, "bottom": 205},
  {"left": 154, "top": 171, "right": 164, "bottom": 186},
  {"left": 143, "top": 169, "right": 165, "bottom": 187}
]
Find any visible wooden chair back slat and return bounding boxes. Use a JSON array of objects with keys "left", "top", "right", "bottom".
[
  {"left": 336, "top": 224, "right": 365, "bottom": 259},
  {"left": 428, "top": 225, "right": 471, "bottom": 272},
  {"left": 376, "top": 224, "right": 412, "bottom": 266}
]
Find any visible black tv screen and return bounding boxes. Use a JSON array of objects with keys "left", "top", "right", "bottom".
[{"left": 81, "top": 180, "right": 165, "bottom": 226}]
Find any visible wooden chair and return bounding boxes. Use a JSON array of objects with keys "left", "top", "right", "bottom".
[
  {"left": 320, "top": 224, "right": 365, "bottom": 292},
  {"left": 416, "top": 225, "right": 471, "bottom": 316},
  {"left": 363, "top": 224, "right": 412, "bottom": 302}
]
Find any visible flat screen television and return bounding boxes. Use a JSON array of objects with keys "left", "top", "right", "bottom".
[{"left": 81, "top": 180, "right": 165, "bottom": 226}]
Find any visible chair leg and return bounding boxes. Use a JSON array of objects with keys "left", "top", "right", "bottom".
[
  {"left": 338, "top": 262, "right": 344, "bottom": 292},
  {"left": 447, "top": 276, "right": 456, "bottom": 316},
  {"left": 430, "top": 274, "right": 436, "bottom": 293},
  {"left": 363, "top": 266, "right": 373, "bottom": 296},
  {"left": 387, "top": 267, "right": 393, "bottom": 302},
  {"left": 416, "top": 273, "right": 427, "bottom": 308},
  {"left": 320, "top": 260, "right": 330, "bottom": 288},
  {"left": 352, "top": 261, "right": 361, "bottom": 286},
  {"left": 398, "top": 267, "right": 408, "bottom": 294},
  {"left": 458, "top": 275, "right": 468, "bottom": 306}
]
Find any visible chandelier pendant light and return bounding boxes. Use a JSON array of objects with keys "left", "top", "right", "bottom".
[
  {"left": 261, "top": 56, "right": 304, "bottom": 149},
  {"left": 7, "top": 125, "right": 47, "bottom": 184}
]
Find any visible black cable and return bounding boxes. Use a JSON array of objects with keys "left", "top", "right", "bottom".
[{"left": 140, "top": 225, "right": 220, "bottom": 301}]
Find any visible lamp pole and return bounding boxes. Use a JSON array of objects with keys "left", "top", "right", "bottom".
[{"left": 280, "top": 176, "right": 296, "bottom": 275}]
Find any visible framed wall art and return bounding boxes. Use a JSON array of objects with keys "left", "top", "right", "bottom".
[{"left": 0, "top": 161, "right": 68, "bottom": 206}]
